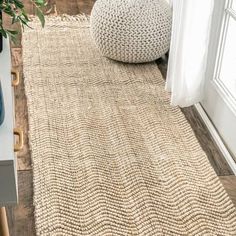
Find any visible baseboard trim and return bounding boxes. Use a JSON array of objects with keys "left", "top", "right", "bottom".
[{"left": 195, "top": 103, "right": 236, "bottom": 175}]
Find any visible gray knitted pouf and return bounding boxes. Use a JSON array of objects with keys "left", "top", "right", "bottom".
[{"left": 90, "top": 0, "right": 172, "bottom": 63}]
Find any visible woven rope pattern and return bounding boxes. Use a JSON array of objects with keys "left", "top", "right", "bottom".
[
  {"left": 90, "top": 0, "right": 172, "bottom": 63},
  {"left": 23, "top": 16, "right": 236, "bottom": 236}
]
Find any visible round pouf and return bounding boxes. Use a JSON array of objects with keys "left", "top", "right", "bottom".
[{"left": 90, "top": 0, "right": 172, "bottom": 63}]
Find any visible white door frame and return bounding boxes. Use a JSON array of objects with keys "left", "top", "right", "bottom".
[
  {"left": 204, "top": 0, "right": 226, "bottom": 89},
  {"left": 195, "top": 104, "right": 236, "bottom": 175},
  {"left": 207, "top": 0, "right": 236, "bottom": 115},
  {"left": 200, "top": 0, "right": 236, "bottom": 174}
]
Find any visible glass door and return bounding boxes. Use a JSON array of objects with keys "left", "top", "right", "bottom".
[
  {"left": 203, "top": 0, "right": 236, "bottom": 159},
  {"left": 215, "top": 0, "right": 236, "bottom": 109}
]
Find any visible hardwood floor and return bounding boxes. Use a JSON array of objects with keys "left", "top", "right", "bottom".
[
  {"left": 157, "top": 59, "right": 234, "bottom": 177},
  {"left": 3, "top": 1, "right": 236, "bottom": 235},
  {"left": 6, "top": 171, "right": 35, "bottom": 236}
]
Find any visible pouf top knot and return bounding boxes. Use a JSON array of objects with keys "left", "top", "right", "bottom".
[{"left": 90, "top": 0, "right": 172, "bottom": 63}]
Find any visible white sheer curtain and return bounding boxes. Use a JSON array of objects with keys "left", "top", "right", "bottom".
[{"left": 166, "top": 0, "right": 214, "bottom": 107}]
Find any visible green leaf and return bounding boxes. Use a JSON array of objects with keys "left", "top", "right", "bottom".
[
  {"left": 22, "top": 9, "right": 30, "bottom": 21},
  {"left": 6, "top": 30, "right": 18, "bottom": 45},
  {"left": 36, "top": 7, "right": 45, "bottom": 27},
  {"left": 34, "top": 0, "right": 45, "bottom": 7},
  {"left": 0, "top": 0, "right": 46, "bottom": 42},
  {"left": 14, "top": 0, "right": 24, "bottom": 9},
  {"left": 12, "top": 15, "right": 19, "bottom": 24},
  {"left": 18, "top": 15, "right": 29, "bottom": 25},
  {"left": 0, "top": 29, "right": 7, "bottom": 38},
  {"left": 6, "top": 30, "right": 18, "bottom": 36}
]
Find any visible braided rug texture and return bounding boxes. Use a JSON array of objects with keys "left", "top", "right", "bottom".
[{"left": 23, "top": 16, "right": 236, "bottom": 236}]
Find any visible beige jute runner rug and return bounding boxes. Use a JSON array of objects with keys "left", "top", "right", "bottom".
[{"left": 23, "top": 16, "right": 236, "bottom": 235}]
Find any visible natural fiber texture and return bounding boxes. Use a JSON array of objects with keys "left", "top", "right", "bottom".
[
  {"left": 23, "top": 16, "right": 236, "bottom": 236},
  {"left": 90, "top": 0, "right": 172, "bottom": 63}
]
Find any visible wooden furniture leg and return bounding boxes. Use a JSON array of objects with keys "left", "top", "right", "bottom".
[{"left": 0, "top": 207, "right": 9, "bottom": 236}]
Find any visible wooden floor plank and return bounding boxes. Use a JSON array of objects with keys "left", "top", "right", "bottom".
[
  {"left": 6, "top": 171, "right": 35, "bottom": 236},
  {"left": 77, "top": 0, "right": 96, "bottom": 14},
  {"left": 11, "top": 48, "right": 32, "bottom": 171},
  {"left": 55, "top": 0, "right": 80, "bottom": 15},
  {"left": 20, "top": 0, "right": 35, "bottom": 15},
  {"left": 181, "top": 106, "right": 233, "bottom": 176},
  {"left": 20, "top": 0, "right": 57, "bottom": 15}
]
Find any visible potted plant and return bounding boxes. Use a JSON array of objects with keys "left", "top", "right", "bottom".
[
  {"left": 0, "top": 0, "right": 46, "bottom": 51},
  {"left": 0, "top": 0, "right": 45, "bottom": 125}
]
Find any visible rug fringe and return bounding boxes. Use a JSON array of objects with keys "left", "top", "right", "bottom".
[
  {"left": 27, "top": 14, "right": 90, "bottom": 29},
  {"left": 29, "top": 13, "right": 90, "bottom": 21},
  {"left": 46, "top": 14, "right": 90, "bottom": 22}
]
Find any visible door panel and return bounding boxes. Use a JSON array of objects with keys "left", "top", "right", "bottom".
[
  {"left": 203, "top": 0, "right": 236, "bottom": 158},
  {"left": 219, "top": 17, "right": 236, "bottom": 98}
]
